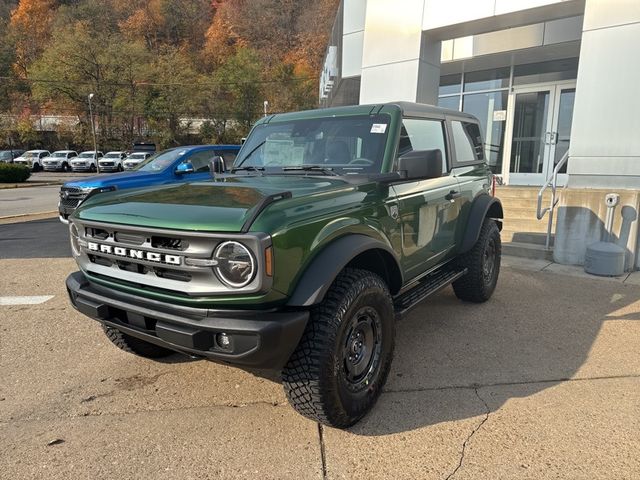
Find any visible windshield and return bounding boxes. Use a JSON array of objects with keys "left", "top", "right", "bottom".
[
  {"left": 78, "top": 152, "right": 94, "bottom": 158},
  {"left": 52, "top": 152, "right": 68, "bottom": 157},
  {"left": 0, "top": 152, "right": 11, "bottom": 160},
  {"left": 135, "top": 149, "right": 182, "bottom": 171},
  {"left": 24, "top": 152, "right": 41, "bottom": 158},
  {"left": 103, "top": 153, "right": 120, "bottom": 158},
  {"left": 234, "top": 114, "right": 390, "bottom": 174}
]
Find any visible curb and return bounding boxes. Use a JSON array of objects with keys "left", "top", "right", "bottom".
[
  {"left": 0, "top": 182, "right": 63, "bottom": 189},
  {"left": 0, "top": 211, "right": 58, "bottom": 222}
]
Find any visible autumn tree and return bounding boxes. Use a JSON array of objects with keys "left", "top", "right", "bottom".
[
  {"left": 9, "top": 0, "right": 56, "bottom": 75},
  {"left": 143, "top": 47, "right": 202, "bottom": 148}
]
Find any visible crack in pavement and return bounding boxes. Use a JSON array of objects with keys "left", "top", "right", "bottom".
[
  {"left": 317, "top": 423, "right": 328, "bottom": 480},
  {"left": 384, "top": 372, "right": 640, "bottom": 395},
  {"left": 444, "top": 387, "right": 490, "bottom": 480}
]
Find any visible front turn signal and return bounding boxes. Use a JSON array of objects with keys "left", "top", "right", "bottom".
[{"left": 265, "top": 246, "right": 273, "bottom": 277}]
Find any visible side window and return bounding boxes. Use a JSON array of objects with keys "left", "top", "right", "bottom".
[
  {"left": 187, "top": 150, "right": 216, "bottom": 172},
  {"left": 398, "top": 119, "right": 448, "bottom": 173},
  {"left": 451, "top": 121, "right": 484, "bottom": 163}
]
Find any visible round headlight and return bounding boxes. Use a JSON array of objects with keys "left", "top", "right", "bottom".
[
  {"left": 69, "top": 222, "right": 81, "bottom": 257},
  {"left": 214, "top": 241, "right": 255, "bottom": 288}
]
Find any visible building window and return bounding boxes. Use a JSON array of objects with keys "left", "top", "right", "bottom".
[
  {"left": 463, "top": 67, "right": 510, "bottom": 92},
  {"left": 438, "top": 74, "right": 462, "bottom": 96},
  {"left": 438, "top": 96, "right": 460, "bottom": 111},
  {"left": 513, "top": 58, "right": 579, "bottom": 86}
]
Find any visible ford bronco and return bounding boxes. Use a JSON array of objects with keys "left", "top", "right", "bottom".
[{"left": 66, "top": 102, "right": 503, "bottom": 428}]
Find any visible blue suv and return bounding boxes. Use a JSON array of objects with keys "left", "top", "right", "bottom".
[{"left": 58, "top": 144, "right": 240, "bottom": 222}]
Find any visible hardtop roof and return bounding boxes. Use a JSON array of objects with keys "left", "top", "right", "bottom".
[{"left": 260, "top": 101, "right": 478, "bottom": 124}]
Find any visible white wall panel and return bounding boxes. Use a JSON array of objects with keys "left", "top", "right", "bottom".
[
  {"left": 543, "top": 15, "right": 583, "bottom": 44},
  {"left": 495, "top": 0, "right": 572, "bottom": 15},
  {"left": 361, "top": 0, "right": 424, "bottom": 67},
  {"left": 342, "top": 32, "right": 364, "bottom": 78},
  {"left": 359, "top": 61, "right": 420, "bottom": 104},
  {"left": 343, "top": 0, "right": 367, "bottom": 34},
  {"left": 569, "top": 22, "right": 640, "bottom": 165},
  {"left": 583, "top": 0, "right": 640, "bottom": 31},
  {"left": 422, "top": 0, "right": 494, "bottom": 31}
]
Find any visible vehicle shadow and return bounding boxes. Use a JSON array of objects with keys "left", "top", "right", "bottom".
[{"left": 345, "top": 266, "right": 640, "bottom": 436}]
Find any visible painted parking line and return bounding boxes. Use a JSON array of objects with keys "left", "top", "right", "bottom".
[{"left": 0, "top": 295, "right": 54, "bottom": 305}]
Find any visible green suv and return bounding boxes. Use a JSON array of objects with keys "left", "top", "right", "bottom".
[{"left": 66, "top": 102, "right": 503, "bottom": 428}]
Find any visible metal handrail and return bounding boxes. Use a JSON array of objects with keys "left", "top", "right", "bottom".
[{"left": 536, "top": 151, "right": 569, "bottom": 249}]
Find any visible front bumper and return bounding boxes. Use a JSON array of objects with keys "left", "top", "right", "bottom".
[{"left": 66, "top": 271, "right": 308, "bottom": 369}]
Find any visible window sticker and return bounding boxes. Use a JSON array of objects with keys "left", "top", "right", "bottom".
[{"left": 370, "top": 123, "right": 388, "bottom": 134}]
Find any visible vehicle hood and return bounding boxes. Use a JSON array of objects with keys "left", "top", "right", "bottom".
[
  {"left": 74, "top": 175, "right": 366, "bottom": 232},
  {"left": 63, "top": 171, "right": 161, "bottom": 189}
]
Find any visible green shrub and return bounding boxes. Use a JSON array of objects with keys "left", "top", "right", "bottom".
[{"left": 0, "top": 163, "right": 32, "bottom": 183}]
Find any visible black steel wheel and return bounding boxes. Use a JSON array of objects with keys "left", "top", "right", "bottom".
[
  {"left": 282, "top": 268, "right": 395, "bottom": 428},
  {"left": 453, "top": 218, "right": 501, "bottom": 302}
]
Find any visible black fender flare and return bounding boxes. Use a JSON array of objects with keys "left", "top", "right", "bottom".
[
  {"left": 460, "top": 194, "right": 504, "bottom": 254},
  {"left": 286, "top": 234, "right": 402, "bottom": 307}
]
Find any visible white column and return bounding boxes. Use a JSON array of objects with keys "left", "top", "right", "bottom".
[{"left": 568, "top": 0, "right": 640, "bottom": 188}]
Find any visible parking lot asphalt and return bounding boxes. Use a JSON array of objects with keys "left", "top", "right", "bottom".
[
  {"left": 1, "top": 224, "right": 639, "bottom": 479},
  {"left": 0, "top": 218, "right": 70, "bottom": 258},
  {"left": 0, "top": 185, "right": 62, "bottom": 218}
]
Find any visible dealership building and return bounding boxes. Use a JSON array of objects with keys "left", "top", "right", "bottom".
[{"left": 320, "top": 0, "right": 640, "bottom": 270}]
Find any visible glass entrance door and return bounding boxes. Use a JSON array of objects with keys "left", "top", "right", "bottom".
[{"left": 504, "top": 82, "right": 575, "bottom": 185}]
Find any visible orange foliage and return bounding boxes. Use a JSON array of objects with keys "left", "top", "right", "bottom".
[{"left": 10, "top": 0, "right": 56, "bottom": 75}]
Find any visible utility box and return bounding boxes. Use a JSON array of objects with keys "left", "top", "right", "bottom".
[{"left": 584, "top": 193, "right": 626, "bottom": 277}]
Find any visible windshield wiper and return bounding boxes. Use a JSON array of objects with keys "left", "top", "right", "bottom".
[
  {"left": 230, "top": 166, "right": 265, "bottom": 174},
  {"left": 282, "top": 165, "right": 339, "bottom": 176}
]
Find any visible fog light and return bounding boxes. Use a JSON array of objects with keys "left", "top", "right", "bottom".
[{"left": 216, "top": 332, "right": 232, "bottom": 350}]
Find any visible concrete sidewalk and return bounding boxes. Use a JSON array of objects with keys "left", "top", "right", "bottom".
[{"left": 1, "top": 258, "right": 638, "bottom": 479}]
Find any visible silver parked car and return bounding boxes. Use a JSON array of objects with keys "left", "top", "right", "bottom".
[
  {"left": 70, "top": 151, "right": 103, "bottom": 172},
  {"left": 122, "top": 151, "right": 152, "bottom": 170},
  {"left": 42, "top": 150, "right": 78, "bottom": 172},
  {"left": 13, "top": 150, "right": 51, "bottom": 171}
]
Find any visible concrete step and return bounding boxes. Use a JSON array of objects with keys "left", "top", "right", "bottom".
[
  {"left": 502, "top": 218, "right": 554, "bottom": 233},
  {"left": 502, "top": 241, "right": 554, "bottom": 261},
  {"left": 501, "top": 231, "right": 554, "bottom": 246},
  {"left": 496, "top": 187, "right": 549, "bottom": 200}
]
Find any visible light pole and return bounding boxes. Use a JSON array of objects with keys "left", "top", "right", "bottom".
[
  {"left": 88, "top": 93, "right": 99, "bottom": 173},
  {"left": 263, "top": 100, "right": 269, "bottom": 117}
]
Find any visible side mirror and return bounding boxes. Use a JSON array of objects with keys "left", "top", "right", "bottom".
[
  {"left": 175, "top": 162, "right": 195, "bottom": 175},
  {"left": 398, "top": 149, "right": 443, "bottom": 180},
  {"left": 209, "top": 156, "right": 225, "bottom": 176}
]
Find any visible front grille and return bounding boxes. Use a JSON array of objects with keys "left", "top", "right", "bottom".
[
  {"left": 60, "top": 187, "right": 90, "bottom": 210},
  {"left": 101, "top": 162, "right": 115, "bottom": 167},
  {"left": 73, "top": 220, "right": 270, "bottom": 296}
]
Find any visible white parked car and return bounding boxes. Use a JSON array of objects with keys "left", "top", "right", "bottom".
[
  {"left": 122, "top": 151, "right": 153, "bottom": 170},
  {"left": 42, "top": 150, "right": 78, "bottom": 172},
  {"left": 70, "top": 151, "right": 103, "bottom": 172},
  {"left": 13, "top": 150, "right": 50, "bottom": 171},
  {"left": 98, "top": 151, "right": 127, "bottom": 172}
]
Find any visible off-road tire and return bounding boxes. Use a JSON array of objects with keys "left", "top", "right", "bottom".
[
  {"left": 282, "top": 268, "right": 395, "bottom": 428},
  {"left": 453, "top": 218, "right": 501, "bottom": 302},
  {"left": 102, "top": 325, "right": 173, "bottom": 359}
]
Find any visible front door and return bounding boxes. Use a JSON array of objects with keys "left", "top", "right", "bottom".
[{"left": 504, "top": 82, "right": 575, "bottom": 186}]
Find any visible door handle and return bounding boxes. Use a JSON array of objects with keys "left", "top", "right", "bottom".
[{"left": 445, "top": 190, "right": 461, "bottom": 201}]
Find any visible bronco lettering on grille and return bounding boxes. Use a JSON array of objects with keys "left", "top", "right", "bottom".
[{"left": 87, "top": 241, "right": 182, "bottom": 265}]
